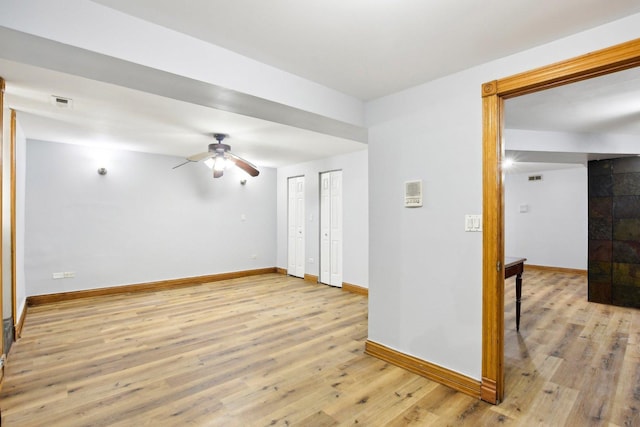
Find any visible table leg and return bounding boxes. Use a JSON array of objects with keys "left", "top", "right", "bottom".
[{"left": 515, "top": 273, "right": 522, "bottom": 331}]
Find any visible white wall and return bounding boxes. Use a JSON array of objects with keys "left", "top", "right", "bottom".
[
  {"left": 505, "top": 167, "right": 587, "bottom": 270},
  {"left": 24, "top": 140, "right": 276, "bottom": 296},
  {"left": 365, "top": 14, "right": 640, "bottom": 379},
  {"left": 277, "top": 149, "right": 368, "bottom": 288}
]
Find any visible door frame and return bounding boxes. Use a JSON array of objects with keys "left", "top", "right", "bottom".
[
  {"left": 0, "top": 78, "right": 4, "bottom": 359},
  {"left": 9, "top": 109, "right": 17, "bottom": 339},
  {"left": 481, "top": 37, "right": 640, "bottom": 404}
]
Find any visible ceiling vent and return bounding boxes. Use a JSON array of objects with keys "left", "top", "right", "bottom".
[{"left": 51, "top": 95, "right": 73, "bottom": 109}]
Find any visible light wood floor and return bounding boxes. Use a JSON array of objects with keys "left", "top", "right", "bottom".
[{"left": 0, "top": 271, "right": 638, "bottom": 426}]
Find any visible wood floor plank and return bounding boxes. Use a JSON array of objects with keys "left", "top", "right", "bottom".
[
  {"left": 610, "top": 309, "right": 640, "bottom": 427},
  {"left": 1, "top": 271, "right": 639, "bottom": 425}
]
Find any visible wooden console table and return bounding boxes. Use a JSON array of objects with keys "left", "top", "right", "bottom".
[{"left": 505, "top": 257, "right": 526, "bottom": 331}]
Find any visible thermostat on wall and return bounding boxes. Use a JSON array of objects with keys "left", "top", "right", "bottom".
[{"left": 404, "top": 180, "right": 423, "bottom": 207}]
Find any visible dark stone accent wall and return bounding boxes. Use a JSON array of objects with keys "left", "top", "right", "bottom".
[
  {"left": 3, "top": 317, "right": 14, "bottom": 355},
  {"left": 588, "top": 157, "right": 640, "bottom": 308}
]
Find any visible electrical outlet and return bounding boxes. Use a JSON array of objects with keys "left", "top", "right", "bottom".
[
  {"left": 52, "top": 272, "right": 64, "bottom": 279},
  {"left": 250, "top": 254, "right": 257, "bottom": 259},
  {"left": 63, "top": 271, "right": 75, "bottom": 278}
]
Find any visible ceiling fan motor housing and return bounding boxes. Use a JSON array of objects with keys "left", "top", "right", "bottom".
[{"left": 208, "top": 143, "right": 230, "bottom": 153}]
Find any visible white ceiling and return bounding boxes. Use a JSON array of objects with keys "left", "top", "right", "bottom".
[
  {"left": 504, "top": 66, "right": 640, "bottom": 172},
  {"left": 90, "top": 0, "right": 640, "bottom": 101},
  {"left": 2, "top": 1, "right": 640, "bottom": 168},
  {"left": 1, "top": 59, "right": 367, "bottom": 168},
  {"left": 506, "top": 66, "right": 640, "bottom": 136}
]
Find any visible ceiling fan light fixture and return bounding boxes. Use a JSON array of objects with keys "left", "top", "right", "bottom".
[
  {"left": 174, "top": 133, "right": 259, "bottom": 178},
  {"left": 213, "top": 154, "right": 226, "bottom": 172}
]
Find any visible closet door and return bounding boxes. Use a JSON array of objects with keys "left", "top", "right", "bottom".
[
  {"left": 320, "top": 171, "right": 342, "bottom": 287},
  {"left": 287, "top": 176, "right": 305, "bottom": 278}
]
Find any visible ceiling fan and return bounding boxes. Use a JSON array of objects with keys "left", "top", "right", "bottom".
[{"left": 173, "top": 133, "right": 259, "bottom": 178}]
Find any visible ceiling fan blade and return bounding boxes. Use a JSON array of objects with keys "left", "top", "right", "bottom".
[
  {"left": 213, "top": 168, "right": 224, "bottom": 178},
  {"left": 227, "top": 152, "right": 260, "bottom": 177},
  {"left": 187, "top": 151, "right": 215, "bottom": 162},
  {"left": 172, "top": 159, "right": 195, "bottom": 169},
  {"left": 234, "top": 159, "right": 260, "bottom": 177}
]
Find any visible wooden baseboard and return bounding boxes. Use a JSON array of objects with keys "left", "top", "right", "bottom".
[
  {"left": 365, "top": 340, "right": 481, "bottom": 399},
  {"left": 275, "top": 270, "right": 316, "bottom": 283},
  {"left": 15, "top": 303, "right": 27, "bottom": 339},
  {"left": 276, "top": 271, "right": 368, "bottom": 298},
  {"left": 342, "top": 282, "right": 368, "bottom": 296},
  {"left": 304, "top": 274, "right": 318, "bottom": 283},
  {"left": 27, "top": 267, "right": 278, "bottom": 306},
  {"left": 526, "top": 264, "right": 587, "bottom": 276},
  {"left": 481, "top": 376, "right": 498, "bottom": 404}
]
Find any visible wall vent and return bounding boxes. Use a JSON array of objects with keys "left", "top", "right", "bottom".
[
  {"left": 51, "top": 95, "right": 73, "bottom": 109},
  {"left": 528, "top": 174, "right": 543, "bottom": 181}
]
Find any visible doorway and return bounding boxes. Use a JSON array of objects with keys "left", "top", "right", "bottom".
[
  {"left": 480, "top": 38, "right": 640, "bottom": 404},
  {"left": 320, "top": 170, "right": 343, "bottom": 287},
  {"left": 287, "top": 176, "right": 305, "bottom": 278}
]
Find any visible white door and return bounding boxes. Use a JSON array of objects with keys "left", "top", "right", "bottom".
[
  {"left": 287, "top": 176, "right": 305, "bottom": 278},
  {"left": 320, "top": 173, "right": 331, "bottom": 284},
  {"left": 320, "top": 171, "right": 343, "bottom": 287}
]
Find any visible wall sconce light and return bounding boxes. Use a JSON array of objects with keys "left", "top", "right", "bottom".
[
  {"left": 97, "top": 167, "right": 107, "bottom": 176},
  {"left": 240, "top": 179, "right": 247, "bottom": 185}
]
